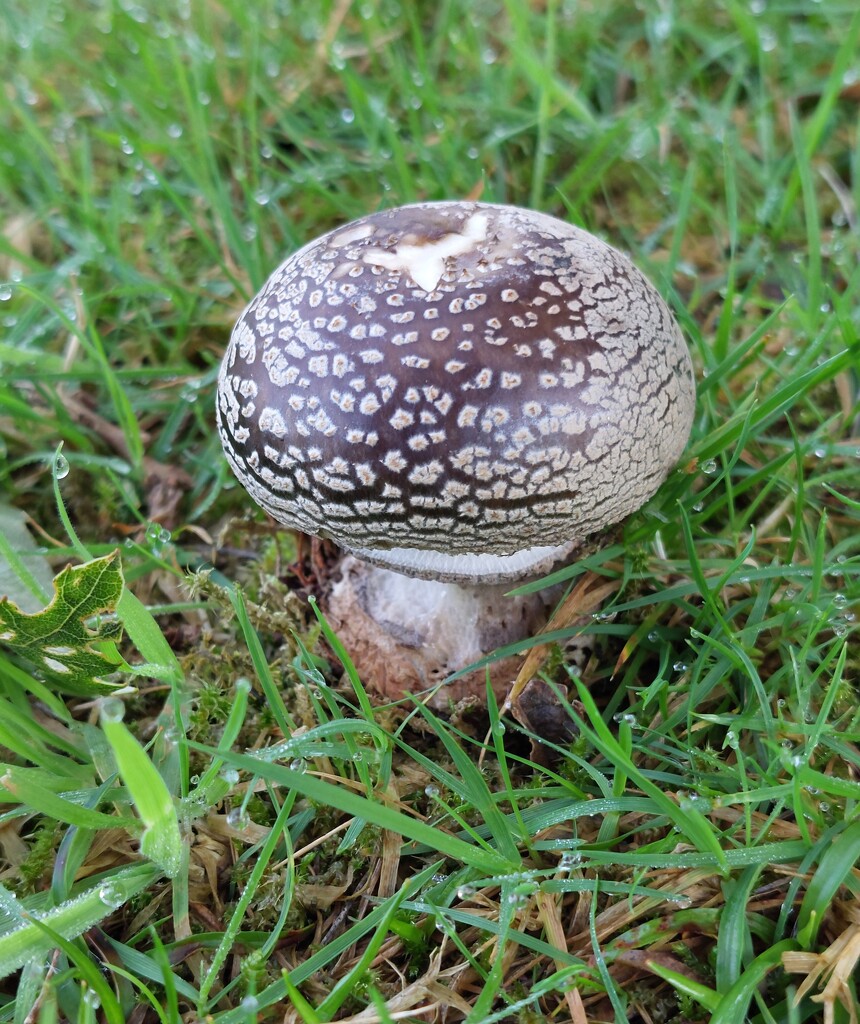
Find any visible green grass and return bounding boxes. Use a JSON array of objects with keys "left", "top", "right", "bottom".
[{"left": 1, "top": 1, "right": 859, "bottom": 1021}]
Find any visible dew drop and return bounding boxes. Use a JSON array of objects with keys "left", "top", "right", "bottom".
[
  {"left": 82, "top": 987, "right": 101, "bottom": 1009},
  {"left": 100, "top": 698, "right": 125, "bottom": 724},
  {"left": 701, "top": 459, "right": 717, "bottom": 475},
  {"left": 341, "top": 107, "right": 355, "bottom": 123},
  {"left": 145, "top": 521, "right": 162, "bottom": 544},
  {"left": 673, "top": 661, "right": 688, "bottom": 673},
  {"left": 240, "top": 995, "right": 259, "bottom": 1013},
  {"left": 0, "top": 285, "right": 12, "bottom": 301},
  {"left": 54, "top": 453, "right": 70, "bottom": 479},
  {"left": 647, "top": 630, "right": 659, "bottom": 642},
  {"left": 235, "top": 677, "right": 252, "bottom": 694},
  {"left": 226, "top": 808, "right": 250, "bottom": 830},
  {"left": 97, "top": 881, "right": 123, "bottom": 908},
  {"left": 289, "top": 758, "right": 307, "bottom": 773},
  {"left": 424, "top": 784, "right": 440, "bottom": 799},
  {"left": 167, "top": 123, "right": 183, "bottom": 138},
  {"left": 221, "top": 769, "right": 240, "bottom": 785}
]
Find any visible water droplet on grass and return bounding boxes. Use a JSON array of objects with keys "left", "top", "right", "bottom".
[
  {"left": 82, "top": 986, "right": 101, "bottom": 1009},
  {"left": 227, "top": 808, "right": 250, "bottom": 830},
  {"left": 53, "top": 453, "right": 70, "bottom": 479},
  {"left": 100, "top": 698, "right": 125, "bottom": 724},
  {"left": 97, "top": 881, "right": 123, "bottom": 908}
]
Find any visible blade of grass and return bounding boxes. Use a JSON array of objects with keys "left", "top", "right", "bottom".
[
  {"left": 188, "top": 742, "right": 516, "bottom": 875},
  {"left": 571, "top": 681, "right": 727, "bottom": 870}
]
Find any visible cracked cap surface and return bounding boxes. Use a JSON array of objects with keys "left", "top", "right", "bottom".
[{"left": 217, "top": 201, "right": 696, "bottom": 583}]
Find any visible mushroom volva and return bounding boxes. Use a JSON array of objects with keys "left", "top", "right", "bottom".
[{"left": 217, "top": 202, "right": 696, "bottom": 699}]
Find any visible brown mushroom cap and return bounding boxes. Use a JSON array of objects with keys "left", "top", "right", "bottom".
[{"left": 217, "top": 202, "right": 695, "bottom": 584}]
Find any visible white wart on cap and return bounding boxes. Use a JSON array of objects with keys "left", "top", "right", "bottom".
[{"left": 217, "top": 202, "right": 695, "bottom": 585}]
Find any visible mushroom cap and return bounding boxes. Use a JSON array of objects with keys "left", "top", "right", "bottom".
[{"left": 217, "top": 201, "right": 695, "bottom": 584}]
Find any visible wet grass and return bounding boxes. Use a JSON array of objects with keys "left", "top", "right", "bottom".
[{"left": 1, "top": 1, "right": 859, "bottom": 1021}]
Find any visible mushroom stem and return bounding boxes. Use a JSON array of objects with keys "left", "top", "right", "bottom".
[{"left": 326, "top": 556, "right": 553, "bottom": 703}]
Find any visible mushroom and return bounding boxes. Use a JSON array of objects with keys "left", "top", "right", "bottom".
[{"left": 217, "top": 202, "right": 695, "bottom": 703}]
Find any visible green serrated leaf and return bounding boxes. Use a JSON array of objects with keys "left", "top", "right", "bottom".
[{"left": 0, "top": 552, "right": 127, "bottom": 697}]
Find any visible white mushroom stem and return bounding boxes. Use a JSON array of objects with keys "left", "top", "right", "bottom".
[{"left": 326, "top": 556, "right": 553, "bottom": 702}]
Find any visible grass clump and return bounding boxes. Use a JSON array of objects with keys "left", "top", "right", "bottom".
[{"left": 1, "top": 1, "right": 859, "bottom": 1022}]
